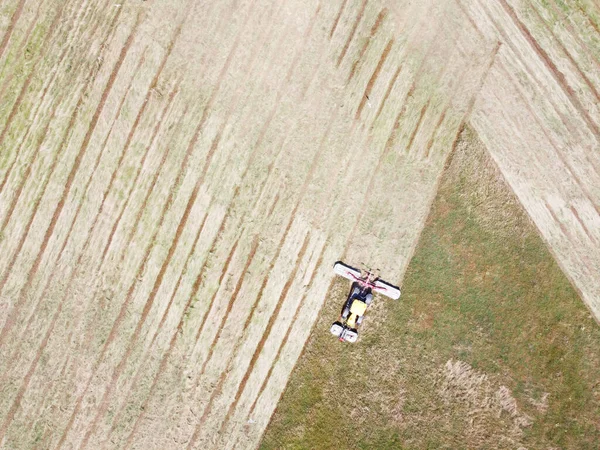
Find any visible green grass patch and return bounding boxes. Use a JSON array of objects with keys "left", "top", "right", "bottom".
[{"left": 260, "top": 127, "right": 600, "bottom": 449}]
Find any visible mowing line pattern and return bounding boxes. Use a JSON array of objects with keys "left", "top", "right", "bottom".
[{"left": 3, "top": 0, "right": 599, "bottom": 448}]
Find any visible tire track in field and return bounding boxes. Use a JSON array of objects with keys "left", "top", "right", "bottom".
[
  {"left": 223, "top": 242, "right": 327, "bottom": 449},
  {"left": 570, "top": 205, "right": 597, "bottom": 244},
  {"left": 55, "top": 3, "right": 262, "bottom": 444},
  {"left": 0, "top": 10, "right": 138, "bottom": 439},
  {"left": 75, "top": 2, "right": 278, "bottom": 440},
  {"left": 0, "top": 0, "right": 27, "bottom": 61},
  {"left": 101, "top": 0, "right": 269, "bottom": 286},
  {"left": 0, "top": 0, "right": 44, "bottom": 107},
  {"left": 97, "top": 0, "right": 268, "bottom": 364},
  {"left": 194, "top": 104, "right": 345, "bottom": 444},
  {"left": 500, "top": 0, "right": 600, "bottom": 109},
  {"left": 330, "top": 0, "right": 349, "bottom": 38},
  {"left": 121, "top": 208, "right": 240, "bottom": 449},
  {"left": 347, "top": 8, "right": 387, "bottom": 83},
  {"left": 121, "top": 4, "right": 326, "bottom": 441},
  {"left": 531, "top": 0, "right": 600, "bottom": 93},
  {"left": 188, "top": 233, "right": 311, "bottom": 450},
  {"left": 405, "top": 100, "right": 430, "bottom": 153},
  {"left": 52, "top": 81, "right": 183, "bottom": 449},
  {"left": 421, "top": 34, "right": 481, "bottom": 160},
  {"left": 337, "top": 0, "right": 368, "bottom": 67},
  {"left": 0, "top": 0, "right": 71, "bottom": 167},
  {"left": 227, "top": 118, "right": 386, "bottom": 446},
  {"left": 356, "top": 37, "right": 393, "bottom": 120},
  {"left": 495, "top": 60, "right": 600, "bottom": 216},
  {"left": 91, "top": 29, "right": 182, "bottom": 271},
  {"left": 492, "top": 0, "right": 600, "bottom": 140},
  {"left": 372, "top": 62, "right": 401, "bottom": 122},
  {"left": 0, "top": 298, "right": 63, "bottom": 445},
  {"left": 456, "top": 0, "right": 590, "bottom": 144},
  {"left": 0, "top": 52, "right": 155, "bottom": 386},
  {"left": 0, "top": 4, "right": 126, "bottom": 342},
  {"left": 0, "top": 48, "right": 147, "bottom": 360},
  {"left": 0, "top": 0, "right": 95, "bottom": 231},
  {"left": 0, "top": 0, "right": 97, "bottom": 194},
  {"left": 196, "top": 236, "right": 261, "bottom": 377},
  {"left": 342, "top": 11, "right": 455, "bottom": 261},
  {"left": 51, "top": 99, "right": 189, "bottom": 414},
  {"left": 543, "top": 0, "right": 600, "bottom": 72},
  {"left": 244, "top": 242, "right": 326, "bottom": 421}
]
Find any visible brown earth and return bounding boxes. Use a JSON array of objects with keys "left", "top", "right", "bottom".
[{"left": 0, "top": 0, "right": 598, "bottom": 449}]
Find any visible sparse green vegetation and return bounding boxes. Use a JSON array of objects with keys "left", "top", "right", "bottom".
[{"left": 261, "top": 127, "right": 600, "bottom": 450}]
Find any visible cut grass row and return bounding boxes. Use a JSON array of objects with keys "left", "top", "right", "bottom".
[{"left": 260, "top": 126, "right": 600, "bottom": 449}]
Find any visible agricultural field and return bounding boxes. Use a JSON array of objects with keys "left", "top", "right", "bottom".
[
  {"left": 262, "top": 127, "right": 600, "bottom": 449},
  {"left": 0, "top": 0, "right": 598, "bottom": 449}
]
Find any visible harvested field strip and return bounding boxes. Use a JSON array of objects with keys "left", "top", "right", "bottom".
[
  {"left": 0, "top": 0, "right": 106, "bottom": 181},
  {"left": 347, "top": 8, "right": 387, "bottom": 83},
  {"left": 0, "top": 3, "right": 126, "bottom": 340},
  {"left": 0, "top": 0, "right": 27, "bottom": 60},
  {"left": 0, "top": 0, "right": 75, "bottom": 181},
  {"left": 356, "top": 38, "right": 393, "bottom": 120},
  {"left": 495, "top": 60, "right": 600, "bottom": 216},
  {"left": 188, "top": 97, "right": 345, "bottom": 444},
  {"left": 59, "top": 0, "right": 324, "bottom": 442},
  {"left": 337, "top": 0, "right": 368, "bottom": 67}
]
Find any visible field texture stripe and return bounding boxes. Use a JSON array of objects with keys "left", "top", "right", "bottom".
[
  {"left": 495, "top": 60, "right": 600, "bottom": 216},
  {"left": 529, "top": 2, "right": 600, "bottom": 103},
  {"left": 347, "top": 8, "right": 387, "bottom": 83},
  {"left": 372, "top": 62, "right": 401, "bottom": 123},
  {"left": 544, "top": 0, "right": 600, "bottom": 72},
  {"left": 119, "top": 1, "right": 272, "bottom": 434},
  {"left": 86, "top": 22, "right": 259, "bottom": 428},
  {"left": 356, "top": 38, "right": 393, "bottom": 120},
  {"left": 0, "top": 302, "right": 62, "bottom": 443},
  {"left": 5, "top": 49, "right": 148, "bottom": 357},
  {"left": 0, "top": 3, "right": 125, "bottom": 342},
  {"left": 204, "top": 103, "right": 341, "bottom": 441},
  {"left": 122, "top": 208, "right": 239, "bottom": 449},
  {"left": 128, "top": 36, "right": 328, "bottom": 439},
  {"left": 330, "top": 0, "right": 349, "bottom": 38},
  {"left": 1, "top": 8, "right": 135, "bottom": 318},
  {"left": 44, "top": 88, "right": 186, "bottom": 412},
  {"left": 244, "top": 243, "right": 327, "bottom": 426},
  {"left": 96, "top": 31, "right": 181, "bottom": 268},
  {"left": 337, "top": 0, "right": 368, "bottom": 67},
  {"left": 54, "top": 81, "right": 181, "bottom": 447},
  {"left": 105, "top": 203, "right": 209, "bottom": 436},
  {"left": 0, "top": 0, "right": 96, "bottom": 194},
  {"left": 0, "top": 0, "right": 27, "bottom": 61},
  {"left": 0, "top": 0, "right": 44, "bottom": 119},
  {"left": 0, "top": 1, "right": 70, "bottom": 159},
  {"left": 495, "top": 0, "right": 600, "bottom": 139},
  {"left": 203, "top": 232, "right": 312, "bottom": 445},
  {"left": 197, "top": 236, "right": 260, "bottom": 377},
  {"left": 79, "top": 81, "right": 227, "bottom": 450}
]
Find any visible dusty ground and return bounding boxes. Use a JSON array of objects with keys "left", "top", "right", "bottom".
[{"left": 0, "top": 0, "right": 598, "bottom": 449}]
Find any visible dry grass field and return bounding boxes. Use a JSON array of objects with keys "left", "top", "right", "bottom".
[{"left": 0, "top": 0, "right": 598, "bottom": 449}]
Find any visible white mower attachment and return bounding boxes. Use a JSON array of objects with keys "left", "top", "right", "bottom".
[
  {"left": 333, "top": 261, "right": 401, "bottom": 300},
  {"left": 330, "top": 322, "right": 358, "bottom": 343}
]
